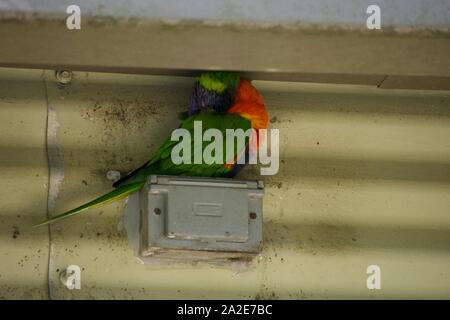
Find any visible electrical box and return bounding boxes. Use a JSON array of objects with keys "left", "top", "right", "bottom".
[{"left": 124, "top": 175, "right": 264, "bottom": 263}]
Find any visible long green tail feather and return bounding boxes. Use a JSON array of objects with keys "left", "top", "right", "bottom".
[{"left": 33, "top": 182, "right": 144, "bottom": 227}]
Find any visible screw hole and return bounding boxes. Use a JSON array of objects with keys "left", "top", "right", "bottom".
[
  {"left": 249, "top": 212, "right": 257, "bottom": 220},
  {"left": 154, "top": 208, "right": 161, "bottom": 215},
  {"left": 55, "top": 70, "right": 73, "bottom": 85}
]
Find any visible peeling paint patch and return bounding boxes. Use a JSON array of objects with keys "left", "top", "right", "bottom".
[
  {"left": 46, "top": 105, "right": 64, "bottom": 213},
  {"left": 46, "top": 104, "right": 64, "bottom": 299}
]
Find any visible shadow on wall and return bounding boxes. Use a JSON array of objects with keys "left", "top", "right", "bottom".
[
  {"left": 2, "top": 210, "right": 449, "bottom": 255},
  {"left": 0, "top": 74, "right": 449, "bottom": 259}
]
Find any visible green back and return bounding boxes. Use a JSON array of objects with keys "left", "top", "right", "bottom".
[{"left": 115, "top": 113, "right": 251, "bottom": 187}]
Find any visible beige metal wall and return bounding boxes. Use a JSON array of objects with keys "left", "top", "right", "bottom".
[{"left": 0, "top": 68, "right": 449, "bottom": 299}]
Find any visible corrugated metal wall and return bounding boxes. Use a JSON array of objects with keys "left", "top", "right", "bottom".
[{"left": 0, "top": 68, "right": 449, "bottom": 299}]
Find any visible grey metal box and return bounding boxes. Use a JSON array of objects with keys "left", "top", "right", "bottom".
[{"left": 138, "top": 175, "right": 264, "bottom": 262}]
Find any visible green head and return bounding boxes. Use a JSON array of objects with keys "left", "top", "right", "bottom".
[{"left": 198, "top": 72, "right": 240, "bottom": 94}]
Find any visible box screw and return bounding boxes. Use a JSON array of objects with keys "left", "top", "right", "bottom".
[
  {"left": 154, "top": 208, "right": 161, "bottom": 215},
  {"left": 106, "top": 170, "right": 121, "bottom": 183},
  {"left": 249, "top": 212, "right": 257, "bottom": 219}
]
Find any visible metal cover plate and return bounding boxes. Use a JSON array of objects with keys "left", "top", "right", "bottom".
[
  {"left": 140, "top": 175, "right": 264, "bottom": 257},
  {"left": 167, "top": 186, "right": 249, "bottom": 242}
]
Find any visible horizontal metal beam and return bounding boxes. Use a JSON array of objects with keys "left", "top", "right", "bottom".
[{"left": 0, "top": 19, "right": 449, "bottom": 90}]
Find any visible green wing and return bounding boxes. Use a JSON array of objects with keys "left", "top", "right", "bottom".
[
  {"left": 114, "top": 112, "right": 252, "bottom": 187},
  {"left": 35, "top": 112, "right": 251, "bottom": 226}
]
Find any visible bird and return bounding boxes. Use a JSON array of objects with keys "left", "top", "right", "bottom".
[
  {"left": 34, "top": 72, "right": 269, "bottom": 226},
  {"left": 188, "top": 72, "right": 240, "bottom": 116}
]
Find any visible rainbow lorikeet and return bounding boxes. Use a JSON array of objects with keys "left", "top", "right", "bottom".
[{"left": 35, "top": 72, "right": 269, "bottom": 226}]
